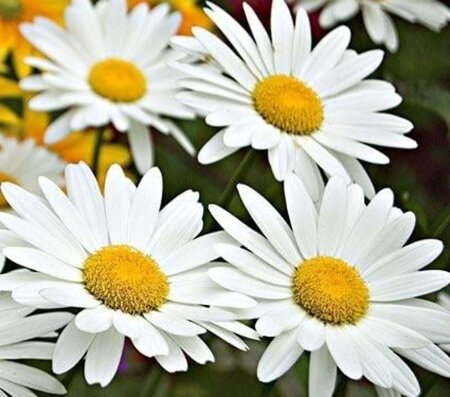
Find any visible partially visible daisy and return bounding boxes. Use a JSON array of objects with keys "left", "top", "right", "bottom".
[
  {"left": 0, "top": 135, "right": 65, "bottom": 209},
  {"left": 0, "top": 292, "right": 72, "bottom": 396},
  {"left": 20, "top": 0, "right": 196, "bottom": 174},
  {"left": 128, "top": 0, "right": 213, "bottom": 36},
  {"left": 21, "top": 104, "right": 130, "bottom": 187},
  {"left": 438, "top": 292, "right": 450, "bottom": 352},
  {"left": 172, "top": 0, "right": 416, "bottom": 199},
  {"left": 0, "top": 162, "right": 254, "bottom": 386},
  {"left": 297, "top": 0, "right": 450, "bottom": 52},
  {"left": 208, "top": 173, "right": 450, "bottom": 396},
  {"left": 0, "top": 0, "right": 69, "bottom": 77},
  {"left": 0, "top": 135, "right": 65, "bottom": 267}
]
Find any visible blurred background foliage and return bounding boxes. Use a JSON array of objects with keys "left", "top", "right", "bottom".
[{"left": 0, "top": 0, "right": 449, "bottom": 395}]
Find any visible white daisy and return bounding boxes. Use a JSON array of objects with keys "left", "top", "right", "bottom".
[
  {"left": 0, "top": 292, "right": 72, "bottom": 397},
  {"left": 297, "top": 0, "right": 450, "bottom": 52},
  {"left": 0, "top": 134, "right": 65, "bottom": 269},
  {"left": 0, "top": 162, "right": 254, "bottom": 387},
  {"left": 171, "top": 0, "right": 416, "bottom": 200},
  {"left": 20, "top": 0, "right": 197, "bottom": 174},
  {"left": 208, "top": 173, "right": 450, "bottom": 396}
]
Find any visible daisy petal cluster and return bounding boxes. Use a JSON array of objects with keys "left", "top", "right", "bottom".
[
  {"left": 20, "top": 0, "right": 196, "bottom": 174},
  {"left": 299, "top": 0, "right": 450, "bottom": 52},
  {"left": 208, "top": 173, "right": 450, "bottom": 396},
  {"left": 172, "top": 0, "right": 416, "bottom": 199},
  {"left": 0, "top": 162, "right": 255, "bottom": 386},
  {"left": 0, "top": 292, "right": 72, "bottom": 397}
]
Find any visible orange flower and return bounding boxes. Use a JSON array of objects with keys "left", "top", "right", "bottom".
[
  {"left": 127, "top": 0, "right": 212, "bottom": 36},
  {"left": 0, "top": 0, "right": 69, "bottom": 77}
]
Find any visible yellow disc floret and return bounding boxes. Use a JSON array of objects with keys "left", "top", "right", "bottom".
[
  {"left": 88, "top": 58, "right": 147, "bottom": 103},
  {"left": 0, "top": 171, "right": 17, "bottom": 208},
  {"left": 253, "top": 75, "right": 324, "bottom": 135},
  {"left": 83, "top": 245, "right": 169, "bottom": 315},
  {"left": 0, "top": 0, "right": 22, "bottom": 19},
  {"left": 292, "top": 256, "right": 369, "bottom": 325}
]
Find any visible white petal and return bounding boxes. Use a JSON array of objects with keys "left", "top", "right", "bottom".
[
  {"left": 237, "top": 184, "right": 300, "bottom": 265},
  {"left": 309, "top": 345, "right": 337, "bottom": 397},
  {"left": 256, "top": 303, "right": 305, "bottom": 337},
  {"left": 257, "top": 328, "right": 303, "bottom": 382},
  {"left": 284, "top": 173, "right": 318, "bottom": 259},
  {"left": 53, "top": 320, "right": 94, "bottom": 374},
  {"left": 84, "top": 328, "right": 124, "bottom": 387},
  {"left": 75, "top": 306, "right": 113, "bottom": 334}
]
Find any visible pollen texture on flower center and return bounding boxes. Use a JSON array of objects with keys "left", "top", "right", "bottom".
[
  {"left": 0, "top": 0, "right": 22, "bottom": 19},
  {"left": 0, "top": 171, "right": 17, "bottom": 207},
  {"left": 83, "top": 245, "right": 169, "bottom": 315},
  {"left": 252, "top": 75, "right": 324, "bottom": 135},
  {"left": 292, "top": 256, "right": 369, "bottom": 325},
  {"left": 88, "top": 58, "right": 147, "bottom": 103}
]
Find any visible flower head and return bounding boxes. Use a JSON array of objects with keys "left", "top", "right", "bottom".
[
  {"left": 209, "top": 173, "right": 450, "bottom": 396},
  {"left": 20, "top": 0, "right": 196, "bottom": 174},
  {"left": 298, "top": 0, "right": 450, "bottom": 52},
  {"left": 172, "top": 0, "right": 416, "bottom": 199},
  {"left": 0, "top": 162, "right": 253, "bottom": 386}
]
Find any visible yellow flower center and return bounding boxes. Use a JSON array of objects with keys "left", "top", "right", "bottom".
[
  {"left": 88, "top": 59, "right": 147, "bottom": 103},
  {"left": 0, "top": 0, "right": 22, "bottom": 19},
  {"left": 83, "top": 245, "right": 169, "bottom": 315},
  {"left": 253, "top": 75, "right": 324, "bottom": 135},
  {"left": 292, "top": 256, "right": 369, "bottom": 325},
  {"left": 0, "top": 171, "right": 17, "bottom": 208}
]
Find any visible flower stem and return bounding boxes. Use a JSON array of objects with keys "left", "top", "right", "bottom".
[
  {"left": 140, "top": 366, "right": 164, "bottom": 397},
  {"left": 91, "top": 126, "right": 105, "bottom": 177},
  {"left": 205, "top": 149, "right": 256, "bottom": 232}
]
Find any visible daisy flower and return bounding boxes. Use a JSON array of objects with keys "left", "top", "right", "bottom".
[
  {"left": 297, "top": 0, "right": 450, "bottom": 52},
  {"left": 208, "top": 173, "right": 450, "bottom": 396},
  {"left": 0, "top": 134, "right": 65, "bottom": 275},
  {"left": 171, "top": 0, "right": 416, "bottom": 199},
  {"left": 0, "top": 0, "right": 68, "bottom": 77},
  {"left": 128, "top": 0, "right": 213, "bottom": 36},
  {"left": 0, "top": 292, "right": 72, "bottom": 396},
  {"left": 0, "top": 162, "right": 254, "bottom": 386},
  {"left": 0, "top": 135, "right": 65, "bottom": 209},
  {"left": 20, "top": 0, "right": 196, "bottom": 174}
]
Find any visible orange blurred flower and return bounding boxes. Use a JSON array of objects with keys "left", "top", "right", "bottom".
[
  {"left": 0, "top": 0, "right": 69, "bottom": 77},
  {"left": 128, "top": 0, "right": 213, "bottom": 36}
]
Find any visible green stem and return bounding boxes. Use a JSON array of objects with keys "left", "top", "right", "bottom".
[
  {"left": 422, "top": 374, "right": 439, "bottom": 396},
  {"left": 261, "top": 381, "right": 277, "bottom": 397},
  {"left": 432, "top": 205, "right": 450, "bottom": 238},
  {"left": 205, "top": 149, "right": 256, "bottom": 232},
  {"left": 91, "top": 127, "right": 105, "bottom": 177},
  {"left": 140, "top": 366, "right": 164, "bottom": 397}
]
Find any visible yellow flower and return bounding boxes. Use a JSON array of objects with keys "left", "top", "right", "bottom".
[
  {"left": 0, "top": 0, "right": 69, "bottom": 78},
  {"left": 128, "top": 0, "right": 213, "bottom": 36},
  {"left": 21, "top": 103, "right": 131, "bottom": 188},
  {"left": 0, "top": 72, "right": 21, "bottom": 135}
]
